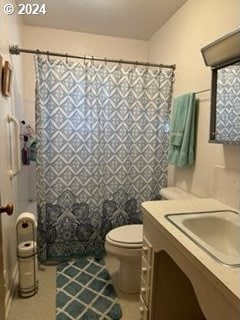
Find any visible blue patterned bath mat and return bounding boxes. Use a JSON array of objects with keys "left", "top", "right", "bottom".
[{"left": 56, "top": 257, "right": 122, "bottom": 320}]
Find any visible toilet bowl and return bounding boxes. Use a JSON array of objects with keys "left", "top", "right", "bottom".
[
  {"left": 105, "top": 187, "right": 198, "bottom": 294},
  {"left": 105, "top": 224, "right": 143, "bottom": 294}
]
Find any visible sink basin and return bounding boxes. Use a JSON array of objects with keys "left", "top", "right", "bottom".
[{"left": 165, "top": 210, "right": 240, "bottom": 267}]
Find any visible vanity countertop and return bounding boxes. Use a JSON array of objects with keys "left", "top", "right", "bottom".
[{"left": 141, "top": 198, "right": 240, "bottom": 304}]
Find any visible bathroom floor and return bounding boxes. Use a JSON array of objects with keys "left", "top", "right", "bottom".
[{"left": 8, "top": 256, "right": 140, "bottom": 320}]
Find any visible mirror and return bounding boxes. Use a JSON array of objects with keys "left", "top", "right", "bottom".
[
  {"left": 210, "top": 61, "right": 240, "bottom": 144},
  {"left": 201, "top": 28, "right": 240, "bottom": 144}
]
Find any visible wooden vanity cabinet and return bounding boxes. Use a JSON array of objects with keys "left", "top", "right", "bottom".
[
  {"left": 139, "top": 236, "right": 153, "bottom": 320},
  {"left": 140, "top": 233, "right": 206, "bottom": 319}
]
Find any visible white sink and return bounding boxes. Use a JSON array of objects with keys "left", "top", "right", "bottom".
[{"left": 165, "top": 210, "right": 240, "bottom": 267}]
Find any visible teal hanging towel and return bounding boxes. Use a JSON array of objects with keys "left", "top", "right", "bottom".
[{"left": 168, "top": 93, "right": 196, "bottom": 167}]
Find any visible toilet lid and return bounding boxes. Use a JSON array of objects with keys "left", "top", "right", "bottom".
[{"left": 107, "top": 224, "right": 143, "bottom": 248}]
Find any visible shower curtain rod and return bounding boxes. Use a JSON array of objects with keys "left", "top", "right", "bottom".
[{"left": 9, "top": 45, "right": 176, "bottom": 70}]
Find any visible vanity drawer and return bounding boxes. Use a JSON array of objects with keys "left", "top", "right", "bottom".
[
  {"left": 141, "top": 256, "right": 151, "bottom": 286},
  {"left": 142, "top": 236, "right": 153, "bottom": 264},
  {"left": 140, "top": 277, "right": 150, "bottom": 306},
  {"left": 139, "top": 295, "right": 149, "bottom": 320}
]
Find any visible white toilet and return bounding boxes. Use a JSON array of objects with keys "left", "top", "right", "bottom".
[
  {"left": 105, "top": 187, "right": 198, "bottom": 294},
  {"left": 105, "top": 224, "right": 143, "bottom": 293}
]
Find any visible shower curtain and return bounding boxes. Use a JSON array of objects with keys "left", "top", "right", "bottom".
[{"left": 35, "top": 56, "right": 174, "bottom": 262}]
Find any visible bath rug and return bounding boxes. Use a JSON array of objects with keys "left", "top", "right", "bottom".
[{"left": 56, "top": 257, "right": 122, "bottom": 320}]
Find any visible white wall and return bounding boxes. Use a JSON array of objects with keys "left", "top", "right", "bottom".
[
  {"left": 22, "top": 25, "right": 149, "bottom": 199},
  {"left": 0, "top": 0, "right": 29, "bottom": 316},
  {"left": 148, "top": 0, "right": 240, "bottom": 199}
]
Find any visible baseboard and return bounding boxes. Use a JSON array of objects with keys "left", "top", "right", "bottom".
[{"left": 5, "top": 264, "right": 18, "bottom": 319}]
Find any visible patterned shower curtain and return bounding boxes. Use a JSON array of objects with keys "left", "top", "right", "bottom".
[{"left": 35, "top": 56, "right": 174, "bottom": 262}]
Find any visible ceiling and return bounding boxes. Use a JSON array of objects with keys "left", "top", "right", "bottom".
[{"left": 16, "top": 0, "right": 187, "bottom": 40}]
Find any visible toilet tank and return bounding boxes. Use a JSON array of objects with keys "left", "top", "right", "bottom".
[{"left": 160, "top": 187, "right": 198, "bottom": 200}]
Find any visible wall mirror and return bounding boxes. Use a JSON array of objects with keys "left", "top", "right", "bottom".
[
  {"left": 201, "top": 28, "right": 240, "bottom": 144},
  {"left": 211, "top": 61, "right": 240, "bottom": 143}
]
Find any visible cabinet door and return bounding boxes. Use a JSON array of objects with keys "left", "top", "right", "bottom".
[{"left": 151, "top": 251, "right": 206, "bottom": 320}]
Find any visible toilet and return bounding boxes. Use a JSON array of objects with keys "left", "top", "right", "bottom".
[
  {"left": 105, "top": 224, "right": 143, "bottom": 293},
  {"left": 105, "top": 187, "right": 198, "bottom": 294}
]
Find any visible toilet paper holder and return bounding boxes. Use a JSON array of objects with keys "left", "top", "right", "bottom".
[{"left": 16, "top": 214, "right": 38, "bottom": 298}]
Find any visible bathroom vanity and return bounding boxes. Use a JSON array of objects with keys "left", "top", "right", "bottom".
[{"left": 140, "top": 199, "right": 240, "bottom": 320}]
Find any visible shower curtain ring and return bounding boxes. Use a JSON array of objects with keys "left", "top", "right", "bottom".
[
  {"left": 91, "top": 56, "right": 95, "bottom": 66},
  {"left": 47, "top": 51, "right": 50, "bottom": 62},
  {"left": 118, "top": 59, "right": 122, "bottom": 69},
  {"left": 104, "top": 57, "right": 107, "bottom": 66},
  {"left": 145, "top": 62, "right": 149, "bottom": 73},
  {"left": 172, "top": 70, "right": 176, "bottom": 82},
  {"left": 65, "top": 53, "right": 68, "bottom": 64}
]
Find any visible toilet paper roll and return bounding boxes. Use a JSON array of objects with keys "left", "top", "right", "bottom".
[
  {"left": 16, "top": 212, "right": 37, "bottom": 235},
  {"left": 18, "top": 241, "right": 37, "bottom": 257},
  {"left": 18, "top": 241, "right": 38, "bottom": 291}
]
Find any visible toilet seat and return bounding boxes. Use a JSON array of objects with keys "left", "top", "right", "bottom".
[{"left": 106, "top": 224, "right": 143, "bottom": 249}]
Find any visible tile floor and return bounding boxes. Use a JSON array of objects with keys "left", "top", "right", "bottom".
[{"left": 8, "top": 256, "right": 140, "bottom": 320}]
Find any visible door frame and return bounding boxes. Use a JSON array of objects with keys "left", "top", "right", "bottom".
[{"left": 0, "top": 196, "right": 6, "bottom": 320}]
